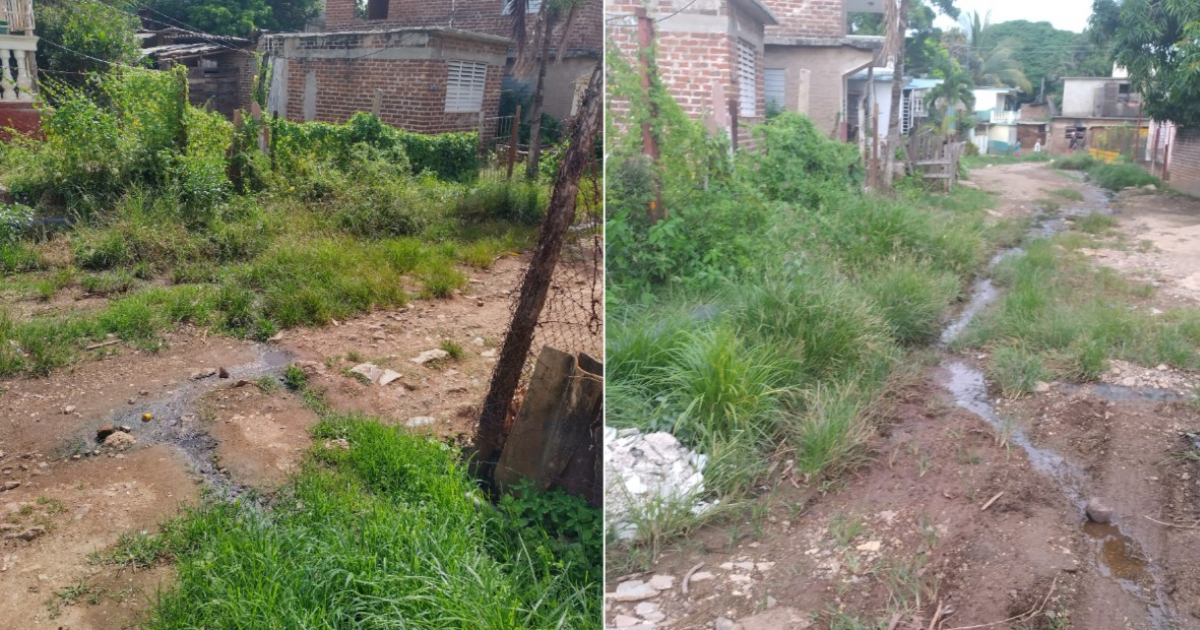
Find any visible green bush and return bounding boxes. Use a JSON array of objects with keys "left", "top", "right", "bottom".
[
  {"left": 1053, "top": 153, "right": 1096, "bottom": 171},
  {"left": 457, "top": 179, "right": 545, "bottom": 225},
  {"left": 269, "top": 113, "right": 479, "bottom": 182},
  {"left": 1087, "top": 162, "right": 1159, "bottom": 190},
  {"left": 748, "top": 112, "right": 862, "bottom": 206}
]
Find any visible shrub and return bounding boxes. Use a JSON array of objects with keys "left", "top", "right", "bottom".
[
  {"left": 457, "top": 179, "right": 545, "bottom": 225},
  {"left": 1053, "top": 153, "right": 1096, "bottom": 171},
  {"left": 747, "top": 112, "right": 862, "bottom": 206},
  {"left": 1087, "top": 162, "right": 1158, "bottom": 190}
]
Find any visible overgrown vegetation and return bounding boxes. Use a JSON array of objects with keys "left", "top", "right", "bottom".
[
  {"left": 1052, "top": 154, "right": 1160, "bottom": 190},
  {"left": 956, "top": 238, "right": 1200, "bottom": 394},
  {"left": 606, "top": 57, "right": 1004, "bottom": 546},
  {"left": 0, "top": 69, "right": 545, "bottom": 377},
  {"left": 101, "top": 416, "right": 600, "bottom": 628}
]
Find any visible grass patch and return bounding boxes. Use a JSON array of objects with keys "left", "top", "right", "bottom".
[
  {"left": 1049, "top": 187, "right": 1084, "bottom": 202},
  {"left": 1053, "top": 153, "right": 1097, "bottom": 171},
  {"left": 1071, "top": 213, "right": 1118, "bottom": 235},
  {"left": 959, "top": 238, "right": 1200, "bottom": 390},
  {"left": 440, "top": 339, "right": 465, "bottom": 360},
  {"left": 1087, "top": 162, "right": 1158, "bottom": 190},
  {"left": 136, "top": 417, "right": 599, "bottom": 628}
]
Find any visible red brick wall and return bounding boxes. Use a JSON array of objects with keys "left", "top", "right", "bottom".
[
  {"left": 264, "top": 31, "right": 505, "bottom": 137},
  {"left": 0, "top": 103, "right": 40, "bottom": 140},
  {"left": 607, "top": 1, "right": 765, "bottom": 147},
  {"left": 765, "top": 0, "right": 846, "bottom": 39},
  {"left": 323, "top": 0, "right": 601, "bottom": 58},
  {"left": 1169, "top": 127, "right": 1200, "bottom": 198}
]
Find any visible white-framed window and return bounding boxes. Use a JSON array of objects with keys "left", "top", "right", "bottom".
[
  {"left": 502, "top": 0, "right": 542, "bottom": 14},
  {"left": 737, "top": 38, "right": 757, "bottom": 118},
  {"left": 445, "top": 60, "right": 488, "bottom": 113},
  {"left": 765, "top": 68, "right": 785, "bottom": 112}
]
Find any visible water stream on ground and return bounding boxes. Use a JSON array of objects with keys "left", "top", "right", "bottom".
[
  {"left": 84, "top": 346, "right": 293, "bottom": 499},
  {"left": 935, "top": 181, "right": 1175, "bottom": 628}
]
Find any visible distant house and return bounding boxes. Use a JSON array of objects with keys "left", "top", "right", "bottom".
[
  {"left": 313, "top": 0, "right": 602, "bottom": 121},
  {"left": 140, "top": 27, "right": 256, "bottom": 119},
  {"left": 261, "top": 27, "right": 510, "bottom": 137},
  {"left": 0, "top": 0, "right": 39, "bottom": 136},
  {"left": 1050, "top": 68, "right": 1146, "bottom": 156},
  {"left": 844, "top": 71, "right": 938, "bottom": 142},
  {"left": 967, "top": 86, "right": 1021, "bottom": 155},
  {"left": 608, "top": 0, "right": 779, "bottom": 147},
  {"left": 762, "top": 0, "right": 885, "bottom": 140}
]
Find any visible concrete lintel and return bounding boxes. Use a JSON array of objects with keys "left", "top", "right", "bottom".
[
  {"left": 765, "top": 36, "right": 882, "bottom": 51},
  {"left": 0, "top": 35, "right": 38, "bottom": 52}
]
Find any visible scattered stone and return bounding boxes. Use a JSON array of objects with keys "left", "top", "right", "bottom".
[
  {"left": 63, "top": 405, "right": 76, "bottom": 415},
  {"left": 614, "top": 615, "right": 641, "bottom": 628},
  {"left": 411, "top": 349, "right": 450, "bottom": 365},
  {"left": 1034, "top": 381, "right": 1051, "bottom": 393},
  {"left": 857, "top": 540, "right": 883, "bottom": 553},
  {"left": 472, "top": 337, "right": 485, "bottom": 347},
  {"left": 735, "top": 607, "right": 812, "bottom": 629},
  {"left": 350, "top": 363, "right": 385, "bottom": 384},
  {"left": 715, "top": 618, "right": 737, "bottom": 630},
  {"left": 610, "top": 579, "right": 660, "bottom": 602},
  {"left": 218, "top": 367, "right": 230, "bottom": 379},
  {"left": 405, "top": 416, "right": 436, "bottom": 428},
  {"left": 119, "top": 425, "right": 132, "bottom": 433},
  {"left": 481, "top": 349, "right": 497, "bottom": 359},
  {"left": 766, "top": 595, "right": 778, "bottom": 609},
  {"left": 103, "top": 431, "right": 137, "bottom": 451},
  {"left": 476, "top": 300, "right": 485, "bottom": 307},
  {"left": 378, "top": 370, "right": 403, "bottom": 386},
  {"left": 1086, "top": 497, "right": 1114, "bottom": 524},
  {"left": 635, "top": 602, "right": 660, "bottom": 616},
  {"left": 648, "top": 574, "right": 674, "bottom": 591},
  {"left": 1, "top": 481, "right": 19, "bottom": 492},
  {"left": 733, "top": 562, "right": 754, "bottom": 571},
  {"left": 689, "top": 571, "right": 714, "bottom": 582},
  {"left": 96, "top": 424, "right": 117, "bottom": 442},
  {"left": 755, "top": 562, "right": 776, "bottom": 572},
  {"left": 191, "top": 368, "right": 218, "bottom": 380},
  {"left": 4, "top": 526, "right": 45, "bottom": 542}
]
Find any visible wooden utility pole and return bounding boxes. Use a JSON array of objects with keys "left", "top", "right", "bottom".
[
  {"left": 636, "top": 7, "right": 664, "bottom": 223},
  {"left": 884, "top": 0, "right": 910, "bottom": 191},
  {"left": 475, "top": 62, "right": 603, "bottom": 473}
]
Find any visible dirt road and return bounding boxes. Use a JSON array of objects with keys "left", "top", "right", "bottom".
[
  {"left": 0, "top": 253, "right": 601, "bottom": 627},
  {"left": 606, "top": 163, "right": 1200, "bottom": 630}
]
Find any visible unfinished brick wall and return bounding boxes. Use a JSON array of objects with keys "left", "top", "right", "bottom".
[
  {"left": 263, "top": 30, "right": 506, "bottom": 137},
  {"left": 1168, "top": 127, "right": 1200, "bottom": 197},
  {"left": 765, "top": 0, "right": 846, "bottom": 39},
  {"left": 323, "top": 0, "right": 601, "bottom": 58},
  {"left": 607, "top": 0, "right": 766, "bottom": 146}
]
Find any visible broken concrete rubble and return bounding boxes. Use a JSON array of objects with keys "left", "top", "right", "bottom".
[{"left": 605, "top": 427, "right": 712, "bottom": 541}]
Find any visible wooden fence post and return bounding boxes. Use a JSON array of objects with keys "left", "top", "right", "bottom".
[{"left": 507, "top": 104, "right": 521, "bottom": 180}]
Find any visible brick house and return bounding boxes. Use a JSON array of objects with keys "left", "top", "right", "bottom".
[
  {"left": 762, "top": 0, "right": 884, "bottom": 140},
  {"left": 141, "top": 28, "right": 257, "bottom": 120},
  {"left": 261, "top": 28, "right": 510, "bottom": 137},
  {"left": 310, "top": 0, "right": 602, "bottom": 121},
  {"left": 607, "top": 0, "right": 779, "bottom": 146}
]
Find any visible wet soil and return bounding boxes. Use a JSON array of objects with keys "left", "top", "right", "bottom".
[
  {"left": 0, "top": 252, "right": 600, "bottom": 626},
  {"left": 606, "top": 164, "right": 1200, "bottom": 630}
]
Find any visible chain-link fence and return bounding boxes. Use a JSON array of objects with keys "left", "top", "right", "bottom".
[{"left": 471, "top": 65, "right": 604, "bottom": 504}]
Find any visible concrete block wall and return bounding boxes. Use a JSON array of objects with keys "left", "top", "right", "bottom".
[
  {"left": 1169, "top": 127, "right": 1200, "bottom": 198},
  {"left": 765, "top": 0, "right": 846, "bottom": 39},
  {"left": 263, "top": 31, "right": 505, "bottom": 137}
]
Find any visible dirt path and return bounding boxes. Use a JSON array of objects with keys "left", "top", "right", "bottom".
[
  {"left": 0, "top": 253, "right": 600, "bottom": 627},
  {"left": 606, "top": 165, "right": 1200, "bottom": 630}
]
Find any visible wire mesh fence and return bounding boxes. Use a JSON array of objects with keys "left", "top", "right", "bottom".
[{"left": 470, "top": 65, "right": 604, "bottom": 504}]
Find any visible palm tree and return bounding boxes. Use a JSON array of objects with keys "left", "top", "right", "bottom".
[
  {"left": 951, "top": 10, "right": 1031, "bottom": 93},
  {"left": 926, "top": 58, "right": 975, "bottom": 132},
  {"left": 508, "top": 0, "right": 587, "bottom": 180}
]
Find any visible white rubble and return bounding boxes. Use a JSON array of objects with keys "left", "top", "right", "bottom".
[{"left": 604, "top": 426, "right": 713, "bottom": 541}]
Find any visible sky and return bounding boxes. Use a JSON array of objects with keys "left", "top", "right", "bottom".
[{"left": 931, "top": 0, "right": 1096, "bottom": 33}]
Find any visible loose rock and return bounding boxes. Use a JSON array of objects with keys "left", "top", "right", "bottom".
[
  {"left": 96, "top": 424, "right": 117, "bottom": 442},
  {"left": 411, "top": 349, "right": 449, "bottom": 365},
  {"left": 103, "top": 431, "right": 137, "bottom": 451},
  {"left": 1086, "top": 497, "right": 1114, "bottom": 524},
  {"left": 4, "top": 526, "right": 45, "bottom": 542},
  {"left": 609, "top": 579, "right": 660, "bottom": 602},
  {"left": 405, "top": 416, "right": 436, "bottom": 428}
]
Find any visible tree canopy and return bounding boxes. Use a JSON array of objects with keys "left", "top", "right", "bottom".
[
  {"left": 1091, "top": 0, "right": 1200, "bottom": 126},
  {"left": 36, "top": 0, "right": 142, "bottom": 91},
  {"left": 145, "top": 0, "right": 322, "bottom": 37}
]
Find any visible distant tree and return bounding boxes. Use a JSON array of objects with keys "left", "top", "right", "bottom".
[
  {"left": 926, "top": 55, "right": 975, "bottom": 131},
  {"left": 949, "top": 11, "right": 1032, "bottom": 94},
  {"left": 1090, "top": 0, "right": 1200, "bottom": 126},
  {"left": 848, "top": 0, "right": 959, "bottom": 76},
  {"left": 146, "top": 0, "right": 321, "bottom": 37},
  {"left": 36, "top": 0, "right": 142, "bottom": 92}
]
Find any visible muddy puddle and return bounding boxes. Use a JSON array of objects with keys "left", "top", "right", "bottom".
[
  {"left": 71, "top": 346, "right": 294, "bottom": 497},
  {"left": 937, "top": 184, "right": 1180, "bottom": 628}
]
